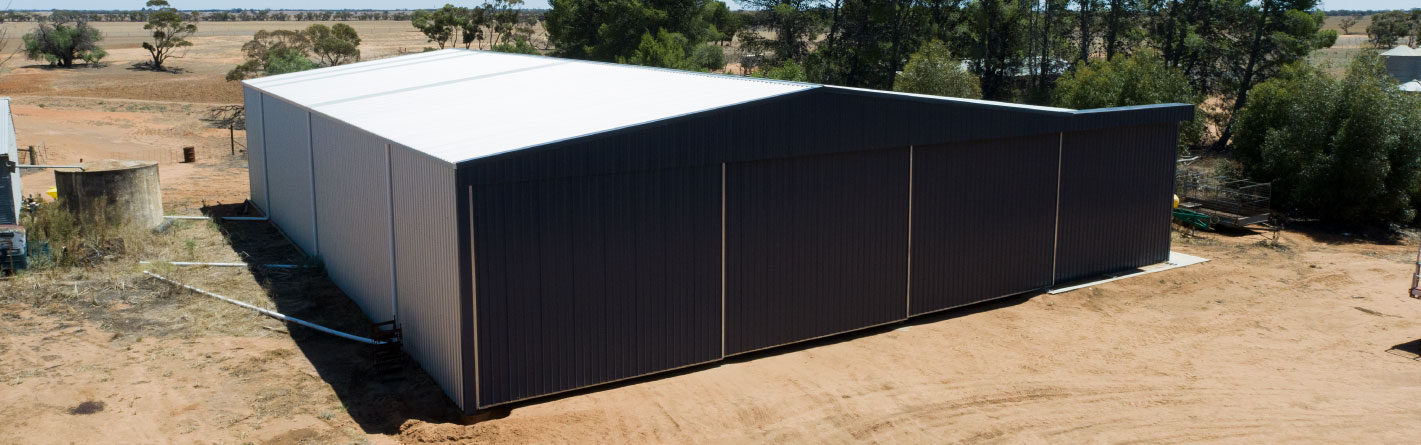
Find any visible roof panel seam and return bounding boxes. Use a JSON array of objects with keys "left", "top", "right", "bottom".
[{"left": 307, "top": 60, "right": 572, "bottom": 109}]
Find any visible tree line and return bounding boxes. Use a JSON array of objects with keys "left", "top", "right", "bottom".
[{"left": 0, "top": 9, "right": 418, "bottom": 23}]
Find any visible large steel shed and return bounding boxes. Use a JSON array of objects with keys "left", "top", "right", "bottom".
[{"left": 242, "top": 49, "right": 1193, "bottom": 412}]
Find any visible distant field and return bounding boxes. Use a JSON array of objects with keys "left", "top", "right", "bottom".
[
  {"left": 1321, "top": 14, "right": 1373, "bottom": 35},
  {"left": 1, "top": 20, "right": 429, "bottom": 53}
]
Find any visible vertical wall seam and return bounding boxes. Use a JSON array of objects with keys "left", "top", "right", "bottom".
[
  {"left": 307, "top": 112, "right": 320, "bottom": 257},
  {"left": 468, "top": 185, "right": 480, "bottom": 409},
  {"left": 905, "top": 145, "right": 913, "bottom": 318},
  {"left": 720, "top": 162, "right": 726, "bottom": 358},
  {"left": 259, "top": 93, "right": 272, "bottom": 219},
  {"left": 386, "top": 144, "right": 399, "bottom": 321},
  {"left": 1051, "top": 132, "right": 1063, "bottom": 285}
]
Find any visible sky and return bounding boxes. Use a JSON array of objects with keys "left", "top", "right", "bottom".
[{"left": 6, "top": 0, "right": 1417, "bottom": 12}]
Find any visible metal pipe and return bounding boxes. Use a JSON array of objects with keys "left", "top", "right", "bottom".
[
  {"left": 143, "top": 270, "right": 387, "bottom": 345},
  {"left": 18, "top": 164, "right": 83, "bottom": 169},
  {"left": 139, "top": 261, "right": 306, "bottom": 268},
  {"left": 162, "top": 215, "right": 269, "bottom": 221}
]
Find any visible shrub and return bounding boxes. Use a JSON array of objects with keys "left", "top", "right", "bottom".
[
  {"left": 1054, "top": 50, "right": 1203, "bottom": 150},
  {"left": 1232, "top": 51, "right": 1421, "bottom": 224},
  {"left": 891, "top": 40, "right": 981, "bottom": 100}
]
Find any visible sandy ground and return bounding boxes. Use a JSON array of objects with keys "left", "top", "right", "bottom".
[
  {"left": 1, "top": 18, "right": 1419, "bottom": 445},
  {"left": 0, "top": 21, "right": 438, "bottom": 215},
  {"left": 2, "top": 223, "right": 1420, "bottom": 444}
]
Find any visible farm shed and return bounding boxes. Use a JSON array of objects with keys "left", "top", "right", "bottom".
[
  {"left": 1, "top": 98, "right": 19, "bottom": 225},
  {"left": 1382, "top": 45, "right": 1421, "bottom": 83},
  {"left": 242, "top": 49, "right": 1193, "bottom": 412}
]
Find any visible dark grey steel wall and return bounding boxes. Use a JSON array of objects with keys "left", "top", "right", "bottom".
[
  {"left": 458, "top": 88, "right": 1191, "bottom": 186},
  {"left": 724, "top": 149, "right": 910, "bottom": 355},
  {"left": 909, "top": 135, "right": 1059, "bottom": 315},
  {"left": 469, "top": 165, "right": 721, "bottom": 408},
  {"left": 1054, "top": 123, "right": 1177, "bottom": 283},
  {"left": 446, "top": 89, "right": 1189, "bottom": 412},
  {"left": 1386, "top": 55, "right": 1420, "bottom": 84}
]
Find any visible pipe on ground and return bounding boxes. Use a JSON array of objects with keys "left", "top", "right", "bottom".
[{"left": 142, "top": 270, "right": 386, "bottom": 345}]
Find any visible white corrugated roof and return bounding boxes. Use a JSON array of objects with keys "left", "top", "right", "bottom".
[
  {"left": 245, "top": 49, "right": 814, "bottom": 164},
  {"left": 1382, "top": 46, "right": 1420, "bottom": 57}
]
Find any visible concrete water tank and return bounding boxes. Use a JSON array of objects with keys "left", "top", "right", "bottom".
[{"left": 54, "top": 160, "right": 163, "bottom": 229}]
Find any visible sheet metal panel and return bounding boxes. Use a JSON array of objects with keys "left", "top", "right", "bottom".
[
  {"left": 1386, "top": 55, "right": 1421, "bottom": 83},
  {"left": 1054, "top": 123, "right": 1177, "bottom": 283},
  {"left": 459, "top": 89, "right": 1081, "bottom": 186},
  {"left": 724, "top": 149, "right": 910, "bottom": 355},
  {"left": 0, "top": 98, "right": 17, "bottom": 225},
  {"left": 260, "top": 95, "right": 317, "bottom": 255},
  {"left": 390, "top": 147, "right": 463, "bottom": 409},
  {"left": 470, "top": 165, "right": 720, "bottom": 408},
  {"left": 243, "top": 87, "right": 268, "bottom": 214},
  {"left": 311, "top": 116, "right": 394, "bottom": 322},
  {"left": 909, "top": 135, "right": 1059, "bottom": 314},
  {"left": 246, "top": 49, "right": 811, "bottom": 163}
]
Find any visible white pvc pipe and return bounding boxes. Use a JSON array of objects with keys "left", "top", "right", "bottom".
[
  {"left": 162, "top": 215, "right": 270, "bottom": 221},
  {"left": 143, "top": 270, "right": 388, "bottom": 345},
  {"left": 18, "top": 164, "right": 83, "bottom": 169},
  {"left": 140, "top": 261, "right": 305, "bottom": 268}
]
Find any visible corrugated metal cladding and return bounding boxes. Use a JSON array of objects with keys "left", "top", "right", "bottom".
[
  {"left": 909, "top": 135, "right": 1059, "bottom": 315},
  {"left": 311, "top": 116, "right": 394, "bottom": 322},
  {"left": 259, "top": 95, "right": 318, "bottom": 255},
  {"left": 242, "top": 87, "right": 267, "bottom": 214},
  {"left": 469, "top": 166, "right": 721, "bottom": 407},
  {"left": 724, "top": 149, "right": 910, "bottom": 355},
  {"left": 1, "top": 98, "right": 18, "bottom": 225},
  {"left": 244, "top": 51, "right": 1193, "bottom": 414},
  {"left": 1054, "top": 123, "right": 1178, "bottom": 283},
  {"left": 390, "top": 147, "right": 463, "bottom": 409}
]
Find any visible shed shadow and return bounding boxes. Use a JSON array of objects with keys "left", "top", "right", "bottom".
[
  {"left": 199, "top": 203, "right": 464, "bottom": 434},
  {"left": 1387, "top": 339, "right": 1421, "bottom": 361}
]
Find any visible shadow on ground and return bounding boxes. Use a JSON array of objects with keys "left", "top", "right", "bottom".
[
  {"left": 200, "top": 203, "right": 465, "bottom": 434},
  {"left": 126, "top": 62, "right": 190, "bottom": 74}
]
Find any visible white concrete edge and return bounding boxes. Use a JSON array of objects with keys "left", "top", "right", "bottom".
[{"left": 1048, "top": 252, "right": 1209, "bottom": 295}]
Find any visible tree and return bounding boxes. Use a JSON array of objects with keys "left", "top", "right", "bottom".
[
  {"left": 1075, "top": 0, "right": 1101, "bottom": 63},
  {"left": 1367, "top": 10, "right": 1414, "bottom": 48},
  {"left": 1101, "top": 0, "right": 1142, "bottom": 60},
  {"left": 1338, "top": 14, "right": 1358, "bottom": 35},
  {"left": 141, "top": 0, "right": 197, "bottom": 71},
  {"left": 545, "top": 0, "right": 731, "bottom": 69},
  {"left": 963, "top": 0, "right": 1025, "bottom": 100},
  {"left": 1054, "top": 49, "right": 1202, "bottom": 149},
  {"left": 808, "top": 0, "right": 932, "bottom": 90},
  {"left": 307, "top": 23, "right": 361, "bottom": 66},
  {"left": 487, "top": 0, "right": 525, "bottom": 48},
  {"left": 892, "top": 39, "right": 980, "bottom": 99},
  {"left": 412, "top": 4, "right": 467, "bottom": 49},
  {"left": 1211, "top": 0, "right": 1335, "bottom": 150},
  {"left": 705, "top": 1, "right": 740, "bottom": 45},
  {"left": 1231, "top": 52, "right": 1421, "bottom": 224},
  {"left": 226, "top": 29, "right": 315, "bottom": 80},
  {"left": 23, "top": 18, "right": 107, "bottom": 67},
  {"left": 739, "top": 0, "right": 818, "bottom": 63}
]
